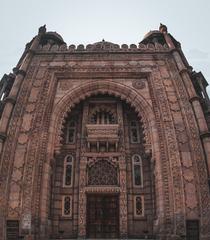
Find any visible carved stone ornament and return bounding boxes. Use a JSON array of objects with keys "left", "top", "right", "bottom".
[
  {"left": 21, "top": 213, "right": 31, "bottom": 230},
  {"left": 132, "top": 79, "right": 146, "bottom": 89},
  {"left": 59, "top": 81, "right": 73, "bottom": 91},
  {"left": 18, "top": 133, "right": 28, "bottom": 144}
]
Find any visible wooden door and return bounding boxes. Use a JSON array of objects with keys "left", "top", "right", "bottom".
[
  {"left": 87, "top": 194, "right": 119, "bottom": 238},
  {"left": 6, "top": 220, "right": 19, "bottom": 240},
  {"left": 186, "top": 220, "right": 199, "bottom": 240}
]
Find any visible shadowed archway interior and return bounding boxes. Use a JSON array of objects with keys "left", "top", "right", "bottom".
[{"left": 49, "top": 93, "right": 155, "bottom": 238}]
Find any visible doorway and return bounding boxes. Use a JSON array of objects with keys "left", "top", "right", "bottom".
[
  {"left": 186, "top": 220, "right": 199, "bottom": 240},
  {"left": 86, "top": 194, "right": 119, "bottom": 238}
]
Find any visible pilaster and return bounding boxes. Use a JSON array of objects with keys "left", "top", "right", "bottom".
[
  {"left": 0, "top": 26, "right": 45, "bottom": 156},
  {"left": 174, "top": 57, "right": 210, "bottom": 176},
  {"left": 162, "top": 29, "right": 210, "bottom": 237}
]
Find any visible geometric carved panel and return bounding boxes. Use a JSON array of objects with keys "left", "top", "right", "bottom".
[{"left": 88, "top": 160, "right": 118, "bottom": 185}]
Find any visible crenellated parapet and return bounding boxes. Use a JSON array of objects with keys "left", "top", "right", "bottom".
[{"left": 36, "top": 40, "right": 170, "bottom": 53}]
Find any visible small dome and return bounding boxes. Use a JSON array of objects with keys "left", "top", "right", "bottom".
[
  {"left": 90, "top": 40, "right": 120, "bottom": 50},
  {"left": 140, "top": 31, "right": 166, "bottom": 45},
  {"left": 40, "top": 31, "right": 65, "bottom": 45},
  {"left": 143, "top": 30, "right": 161, "bottom": 40},
  {"left": 141, "top": 29, "right": 180, "bottom": 48}
]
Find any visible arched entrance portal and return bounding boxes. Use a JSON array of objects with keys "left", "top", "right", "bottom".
[{"left": 48, "top": 91, "right": 156, "bottom": 239}]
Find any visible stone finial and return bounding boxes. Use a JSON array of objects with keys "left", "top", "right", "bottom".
[
  {"left": 159, "top": 23, "right": 168, "bottom": 33},
  {"left": 38, "top": 24, "right": 46, "bottom": 34}
]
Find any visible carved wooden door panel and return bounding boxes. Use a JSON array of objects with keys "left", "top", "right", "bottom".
[
  {"left": 186, "top": 220, "right": 199, "bottom": 240},
  {"left": 6, "top": 220, "right": 19, "bottom": 240},
  {"left": 86, "top": 194, "right": 119, "bottom": 238}
]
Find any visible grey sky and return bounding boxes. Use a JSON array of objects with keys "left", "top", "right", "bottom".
[{"left": 1, "top": 0, "right": 210, "bottom": 92}]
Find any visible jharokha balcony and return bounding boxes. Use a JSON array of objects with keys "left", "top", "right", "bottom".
[{"left": 86, "top": 124, "right": 119, "bottom": 151}]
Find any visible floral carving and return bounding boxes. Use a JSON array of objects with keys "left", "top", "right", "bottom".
[
  {"left": 59, "top": 81, "right": 73, "bottom": 91},
  {"left": 132, "top": 79, "right": 146, "bottom": 89}
]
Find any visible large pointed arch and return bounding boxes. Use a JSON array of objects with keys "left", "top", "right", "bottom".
[
  {"left": 48, "top": 80, "right": 157, "bottom": 155},
  {"left": 40, "top": 80, "right": 164, "bottom": 238}
]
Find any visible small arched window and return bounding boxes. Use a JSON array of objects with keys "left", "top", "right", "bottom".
[
  {"left": 130, "top": 121, "right": 140, "bottom": 143},
  {"left": 63, "top": 155, "right": 74, "bottom": 187},
  {"left": 132, "top": 154, "right": 143, "bottom": 187},
  {"left": 66, "top": 120, "right": 76, "bottom": 144}
]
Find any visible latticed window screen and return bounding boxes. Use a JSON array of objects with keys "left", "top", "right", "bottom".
[
  {"left": 130, "top": 121, "right": 140, "bottom": 143},
  {"left": 63, "top": 155, "right": 73, "bottom": 186},
  {"left": 132, "top": 154, "right": 143, "bottom": 187},
  {"left": 135, "top": 196, "right": 144, "bottom": 217},
  {"left": 62, "top": 196, "right": 72, "bottom": 216},
  {"left": 88, "top": 160, "right": 118, "bottom": 185}
]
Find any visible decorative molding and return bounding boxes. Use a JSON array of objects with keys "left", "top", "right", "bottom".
[
  {"left": 52, "top": 66, "right": 156, "bottom": 77},
  {"left": 87, "top": 156, "right": 119, "bottom": 168},
  {"left": 18, "top": 133, "right": 28, "bottom": 145},
  {"left": 16, "top": 69, "right": 26, "bottom": 77},
  {"left": 132, "top": 79, "right": 147, "bottom": 89},
  {"left": 4, "top": 96, "right": 16, "bottom": 105},
  {"left": 200, "top": 131, "right": 210, "bottom": 139},
  {"left": 59, "top": 81, "right": 73, "bottom": 91},
  {"left": 189, "top": 96, "right": 201, "bottom": 103},
  {"left": 85, "top": 186, "right": 120, "bottom": 193}
]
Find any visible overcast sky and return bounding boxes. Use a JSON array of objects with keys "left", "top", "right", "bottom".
[{"left": 1, "top": 0, "right": 210, "bottom": 93}]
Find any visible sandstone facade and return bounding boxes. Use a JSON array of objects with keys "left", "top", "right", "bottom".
[{"left": 0, "top": 24, "right": 210, "bottom": 240}]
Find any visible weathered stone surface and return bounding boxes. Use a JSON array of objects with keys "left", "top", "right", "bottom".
[{"left": 0, "top": 25, "right": 210, "bottom": 240}]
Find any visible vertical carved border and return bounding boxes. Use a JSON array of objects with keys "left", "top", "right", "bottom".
[
  {"left": 163, "top": 61, "right": 199, "bottom": 220},
  {"left": 32, "top": 70, "right": 58, "bottom": 237},
  {"left": 0, "top": 66, "right": 36, "bottom": 239},
  {"left": 117, "top": 102, "right": 128, "bottom": 238},
  {"left": 78, "top": 102, "right": 89, "bottom": 238},
  {"left": 167, "top": 59, "right": 210, "bottom": 237},
  {"left": 18, "top": 69, "right": 56, "bottom": 238},
  {"left": 148, "top": 69, "right": 186, "bottom": 236},
  {"left": 147, "top": 74, "right": 173, "bottom": 234},
  {"left": 78, "top": 158, "right": 87, "bottom": 238}
]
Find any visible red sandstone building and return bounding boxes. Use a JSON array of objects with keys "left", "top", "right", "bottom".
[{"left": 0, "top": 24, "right": 210, "bottom": 240}]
